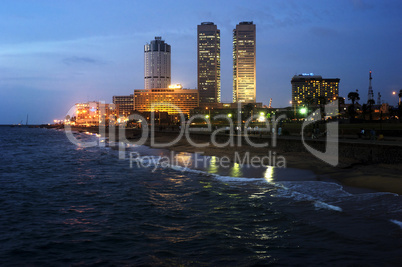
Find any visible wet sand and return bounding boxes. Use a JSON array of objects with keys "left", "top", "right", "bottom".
[{"left": 138, "top": 134, "right": 402, "bottom": 195}]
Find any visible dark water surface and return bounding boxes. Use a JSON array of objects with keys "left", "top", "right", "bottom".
[{"left": 0, "top": 127, "right": 401, "bottom": 266}]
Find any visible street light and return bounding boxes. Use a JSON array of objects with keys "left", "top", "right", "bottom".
[
  {"left": 392, "top": 91, "right": 401, "bottom": 106},
  {"left": 258, "top": 112, "right": 266, "bottom": 122},
  {"left": 299, "top": 107, "right": 307, "bottom": 115}
]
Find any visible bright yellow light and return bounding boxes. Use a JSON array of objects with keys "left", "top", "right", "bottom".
[
  {"left": 205, "top": 115, "right": 210, "bottom": 119},
  {"left": 393, "top": 91, "right": 396, "bottom": 95},
  {"left": 168, "top": 84, "right": 183, "bottom": 89},
  {"left": 264, "top": 167, "right": 274, "bottom": 183},
  {"left": 260, "top": 112, "right": 264, "bottom": 116},
  {"left": 228, "top": 113, "right": 232, "bottom": 118}
]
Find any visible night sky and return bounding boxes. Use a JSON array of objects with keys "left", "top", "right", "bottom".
[{"left": 1, "top": 0, "right": 401, "bottom": 124}]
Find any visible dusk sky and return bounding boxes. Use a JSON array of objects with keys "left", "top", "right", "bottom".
[{"left": 1, "top": 0, "right": 401, "bottom": 124}]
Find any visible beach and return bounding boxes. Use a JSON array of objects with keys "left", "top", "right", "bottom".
[
  {"left": 136, "top": 130, "right": 402, "bottom": 195},
  {"left": 60, "top": 125, "right": 402, "bottom": 195}
]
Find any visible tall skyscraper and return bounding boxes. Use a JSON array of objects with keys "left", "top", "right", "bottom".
[
  {"left": 233, "top": 21, "right": 256, "bottom": 103},
  {"left": 197, "top": 22, "right": 221, "bottom": 103},
  {"left": 144, "top": 37, "right": 171, "bottom": 89}
]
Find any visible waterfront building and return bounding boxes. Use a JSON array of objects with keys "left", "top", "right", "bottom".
[
  {"left": 197, "top": 22, "right": 221, "bottom": 104},
  {"left": 134, "top": 85, "right": 199, "bottom": 115},
  {"left": 291, "top": 73, "right": 340, "bottom": 110},
  {"left": 112, "top": 95, "right": 134, "bottom": 116},
  {"left": 233, "top": 21, "right": 256, "bottom": 103},
  {"left": 144, "top": 37, "right": 171, "bottom": 89},
  {"left": 74, "top": 102, "right": 117, "bottom": 126}
]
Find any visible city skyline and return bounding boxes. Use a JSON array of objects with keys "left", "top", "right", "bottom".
[{"left": 0, "top": 0, "right": 401, "bottom": 124}]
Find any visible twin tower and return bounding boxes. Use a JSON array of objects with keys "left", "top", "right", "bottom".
[{"left": 144, "top": 22, "right": 256, "bottom": 104}]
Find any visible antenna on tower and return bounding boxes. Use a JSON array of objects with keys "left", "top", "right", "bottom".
[
  {"left": 269, "top": 98, "right": 272, "bottom": 108},
  {"left": 368, "top": 70, "right": 374, "bottom": 104}
]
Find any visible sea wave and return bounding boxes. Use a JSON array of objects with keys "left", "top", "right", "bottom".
[
  {"left": 314, "top": 201, "right": 343, "bottom": 212},
  {"left": 389, "top": 219, "right": 402, "bottom": 229}
]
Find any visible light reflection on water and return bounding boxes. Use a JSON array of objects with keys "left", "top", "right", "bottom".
[
  {"left": 1, "top": 128, "right": 401, "bottom": 266},
  {"left": 208, "top": 156, "right": 219, "bottom": 174},
  {"left": 264, "top": 166, "right": 274, "bottom": 183},
  {"left": 230, "top": 162, "right": 243, "bottom": 177}
]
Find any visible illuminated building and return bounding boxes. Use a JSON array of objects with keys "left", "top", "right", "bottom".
[
  {"left": 233, "top": 21, "right": 256, "bottom": 103},
  {"left": 291, "top": 73, "right": 340, "bottom": 110},
  {"left": 75, "top": 102, "right": 117, "bottom": 126},
  {"left": 197, "top": 22, "right": 221, "bottom": 103},
  {"left": 112, "top": 95, "right": 134, "bottom": 116},
  {"left": 144, "top": 37, "right": 171, "bottom": 89},
  {"left": 134, "top": 85, "right": 199, "bottom": 115}
]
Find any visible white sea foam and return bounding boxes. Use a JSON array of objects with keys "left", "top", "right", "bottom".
[
  {"left": 390, "top": 219, "right": 402, "bottom": 229},
  {"left": 314, "top": 201, "right": 343, "bottom": 212},
  {"left": 275, "top": 183, "right": 345, "bottom": 212},
  {"left": 213, "top": 175, "right": 265, "bottom": 183},
  {"left": 169, "top": 164, "right": 267, "bottom": 184},
  {"left": 170, "top": 165, "right": 265, "bottom": 183},
  {"left": 170, "top": 165, "right": 209, "bottom": 175},
  {"left": 128, "top": 150, "right": 349, "bottom": 214}
]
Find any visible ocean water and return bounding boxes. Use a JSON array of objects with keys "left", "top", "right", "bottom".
[{"left": 0, "top": 127, "right": 401, "bottom": 266}]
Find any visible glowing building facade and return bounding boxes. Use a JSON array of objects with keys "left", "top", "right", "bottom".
[
  {"left": 112, "top": 95, "right": 134, "bottom": 116},
  {"left": 134, "top": 86, "right": 199, "bottom": 115},
  {"left": 144, "top": 37, "right": 171, "bottom": 89},
  {"left": 197, "top": 22, "right": 221, "bottom": 104},
  {"left": 233, "top": 21, "right": 256, "bottom": 103},
  {"left": 291, "top": 73, "right": 340, "bottom": 110},
  {"left": 75, "top": 102, "right": 117, "bottom": 126}
]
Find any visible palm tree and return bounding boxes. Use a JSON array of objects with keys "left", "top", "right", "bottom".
[
  {"left": 398, "top": 89, "right": 402, "bottom": 106},
  {"left": 347, "top": 90, "right": 360, "bottom": 119},
  {"left": 348, "top": 91, "right": 360, "bottom": 105}
]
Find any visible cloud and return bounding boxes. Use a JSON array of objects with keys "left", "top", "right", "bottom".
[{"left": 62, "top": 56, "right": 106, "bottom": 66}]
